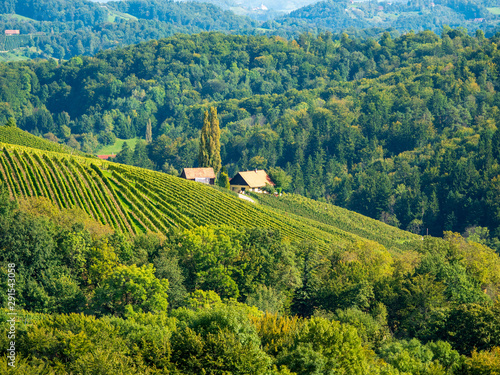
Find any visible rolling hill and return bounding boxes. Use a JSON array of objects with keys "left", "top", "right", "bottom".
[
  {"left": 0, "top": 133, "right": 418, "bottom": 252},
  {"left": 0, "top": 0, "right": 259, "bottom": 60},
  {"left": 274, "top": 0, "right": 500, "bottom": 34},
  {"left": 1, "top": 127, "right": 500, "bottom": 375},
  {"left": 0, "top": 126, "right": 86, "bottom": 156}
]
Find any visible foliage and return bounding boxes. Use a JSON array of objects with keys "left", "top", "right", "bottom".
[
  {"left": 199, "top": 107, "right": 222, "bottom": 174},
  {"left": 460, "top": 347, "right": 500, "bottom": 374},
  {"left": 277, "top": 316, "right": 371, "bottom": 374},
  {"left": 217, "top": 171, "right": 231, "bottom": 189},
  {"left": 170, "top": 303, "right": 271, "bottom": 374},
  {"left": 378, "top": 338, "right": 462, "bottom": 375},
  {"left": 93, "top": 263, "right": 169, "bottom": 317}
]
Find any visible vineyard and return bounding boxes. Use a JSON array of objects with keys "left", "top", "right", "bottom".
[
  {"left": 251, "top": 193, "right": 421, "bottom": 252},
  {"left": 0, "top": 139, "right": 420, "bottom": 250},
  {"left": 0, "top": 142, "right": 362, "bottom": 247},
  {"left": 0, "top": 35, "right": 33, "bottom": 51},
  {"left": 0, "top": 127, "right": 86, "bottom": 155}
]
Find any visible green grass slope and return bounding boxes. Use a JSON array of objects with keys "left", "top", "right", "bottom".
[
  {"left": 96, "top": 137, "right": 140, "bottom": 155},
  {"left": 0, "top": 142, "right": 421, "bottom": 251}
]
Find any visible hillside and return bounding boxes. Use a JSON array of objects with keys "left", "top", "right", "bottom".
[
  {"left": 183, "top": 0, "right": 320, "bottom": 20},
  {"left": 1, "top": 133, "right": 500, "bottom": 373},
  {"left": 274, "top": 0, "right": 500, "bottom": 34},
  {"left": 0, "top": 140, "right": 418, "bottom": 251},
  {"left": 0, "top": 125, "right": 86, "bottom": 155},
  {"left": 1, "top": 0, "right": 500, "bottom": 61},
  {"left": 252, "top": 192, "right": 419, "bottom": 251},
  {"left": 2, "top": 30, "right": 500, "bottom": 250},
  {"left": 0, "top": 0, "right": 258, "bottom": 60}
]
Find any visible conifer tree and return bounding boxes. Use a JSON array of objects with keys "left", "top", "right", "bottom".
[{"left": 5, "top": 118, "right": 16, "bottom": 127}]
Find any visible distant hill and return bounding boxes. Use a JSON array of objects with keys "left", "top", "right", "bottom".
[
  {"left": 274, "top": 0, "right": 500, "bottom": 34},
  {"left": 0, "top": 0, "right": 258, "bottom": 60},
  {"left": 2, "top": 0, "right": 499, "bottom": 61},
  {"left": 181, "top": 0, "right": 321, "bottom": 20}
]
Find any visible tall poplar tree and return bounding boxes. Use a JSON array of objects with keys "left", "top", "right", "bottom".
[
  {"left": 199, "top": 110, "right": 210, "bottom": 168},
  {"left": 209, "top": 107, "right": 221, "bottom": 174},
  {"left": 145, "top": 118, "right": 152, "bottom": 143},
  {"left": 198, "top": 107, "right": 221, "bottom": 174}
]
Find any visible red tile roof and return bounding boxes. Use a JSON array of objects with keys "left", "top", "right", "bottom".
[{"left": 97, "top": 155, "right": 116, "bottom": 160}]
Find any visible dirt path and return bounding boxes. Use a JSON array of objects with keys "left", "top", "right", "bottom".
[{"left": 238, "top": 193, "right": 256, "bottom": 204}]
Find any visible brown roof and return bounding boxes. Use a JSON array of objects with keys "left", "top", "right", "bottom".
[
  {"left": 230, "top": 170, "right": 274, "bottom": 188},
  {"left": 182, "top": 168, "right": 216, "bottom": 180}
]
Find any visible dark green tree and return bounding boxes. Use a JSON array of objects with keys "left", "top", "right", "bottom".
[
  {"left": 199, "top": 110, "right": 210, "bottom": 168},
  {"left": 115, "top": 142, "right": 133, "bottom": 165},
  {"left": 4, "top": 118, "right": 16, "bottom": 127}
]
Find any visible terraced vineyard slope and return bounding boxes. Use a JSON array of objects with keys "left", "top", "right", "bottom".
[
  {"left": 250, "top": 192, "right": 420, "bottom": 252},
  {"left": 0, "top": 141, "right": 419, "bottom": 250},
  {"left": 0, "top": 126, "right": 86, "bottom": 156}
]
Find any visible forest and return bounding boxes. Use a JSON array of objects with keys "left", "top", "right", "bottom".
[
  {"left": 1, "top": 29, "right": 500, "bottom": 251},
  {"left": 273, "top": 0, "right": 500, "bottom": 36},
  {"left": 0, "top": 0, "right": 258, "bottom": 60},
  {"left": 0, "top": 0, "right": 499, "bottom": 61}
]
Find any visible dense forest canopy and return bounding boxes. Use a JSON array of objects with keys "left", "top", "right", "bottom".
[{"left": 1, "top": 29, "right": 500, "bottom": 251}]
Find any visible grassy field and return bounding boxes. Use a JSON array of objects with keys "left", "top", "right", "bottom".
[
  {"left": 0, "top": 50, "right": 31, "bottom": 62},
  {"left": 106, "top": 9, "right": 138, "bottom": 22},
  {"left": 0, "top": 14, "right": 36, "bottom": 21},
  {"left": 96, "top": 137, "right": 140, "bottom": 155},
  {"left": 487, "top": 7, "right": 500, "bottom": 15}
]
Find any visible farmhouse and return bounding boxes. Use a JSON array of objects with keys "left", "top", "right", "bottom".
[
  {"left": 230, "top": 170, "right": 274, "bottom": 193},
  {"left": 180, "top": 167, "right": 215, "bottom": 185},
  {"left": 4, "top": 30, "right": 20, "bottom": 35}
]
